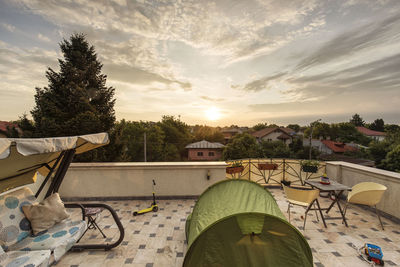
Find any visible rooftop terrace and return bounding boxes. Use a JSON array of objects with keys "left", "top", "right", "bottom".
[
  {"left": 44, "top": 159, "right": 400, "bottom": 267},
  {"left": 56, "top": 187, "right": 400, "bottom": 267}
]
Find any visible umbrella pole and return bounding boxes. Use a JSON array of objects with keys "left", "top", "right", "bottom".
[
  {"left": 45, "top": 149, "right": 76, "bottom": 198},
  {"left": 35, "top": 151, "right": 66, "bottom": 198}
]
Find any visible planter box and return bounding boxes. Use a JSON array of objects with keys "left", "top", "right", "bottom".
[
  {"left": 226, "top": 166, "right": 244, "bottom": 174},
  {"left": 258, "top": 163, "right": 278, "bottom": 170},
  {"left": 301, "top": 165, "right": 318, "bottom": 173}
]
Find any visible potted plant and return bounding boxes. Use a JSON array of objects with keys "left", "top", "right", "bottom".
[
  {"left": 258, "top": 163, "right": 278, "bottom": 171},
  {"left": 226, "top": 162, "right": 244, "bottom": 174},
  {"left": 300, "top": 160, "right": 319, "bottom": 173}
]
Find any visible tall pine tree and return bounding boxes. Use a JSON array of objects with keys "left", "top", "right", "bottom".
[{"left": 32, "top": 33, "right": 115, "bottom": 137}]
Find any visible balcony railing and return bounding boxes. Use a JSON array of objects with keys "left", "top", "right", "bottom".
[{"left": 225, "top": 158, "right": 326, "bottom": 186}]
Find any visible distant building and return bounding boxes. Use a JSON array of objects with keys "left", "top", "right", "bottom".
[
  {"left": 186, "top": 140, "right": 225, "bottom": 161},
  {"left": 220, "top": 127, "right": 248, "bottom": 144},
  {"left": 0, "top": 121, "right": 20, "bottom": 138},
  {"left": 251, "top": 127, "right": 295, "bottom": 145},
  {"left": 304, "top": 139, "right": 358, "bottom": 154},
  {"left": 356, "top": 126, "right": 386, "bottom": 141}
]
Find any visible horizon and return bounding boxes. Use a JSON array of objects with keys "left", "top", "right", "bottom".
[{"left": 1, "top": 0, "right": 400, "bottom": 126}]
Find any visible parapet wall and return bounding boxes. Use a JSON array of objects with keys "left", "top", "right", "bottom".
[
  {"left": 59, "top": 162, "right": 227, "bottom": 200},
  {"left": 326, "top": 161, "right": 400, "bottom": 220}
]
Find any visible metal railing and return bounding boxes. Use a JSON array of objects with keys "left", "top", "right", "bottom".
[{"left": 225, "top": 158, "right": 326, "bottom": 186}]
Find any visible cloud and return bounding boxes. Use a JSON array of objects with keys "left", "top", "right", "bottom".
[
  {"left": 37, "top": 33, "right": 51, "bottom": 42},
  {"left": 200, "top": 96, "right": 224, "bottom": 102},
  {"left": 234, "top": 72, "right": 287, "bottom": 92},
  {"left": 12, "top": 0, "right": 323, "bottom": 65},
  {"left": 296, "top": 13, "right": 400, "bottom": 70},
  {"left": 1, "top": 23, "right": 16, "bottom": 32}
]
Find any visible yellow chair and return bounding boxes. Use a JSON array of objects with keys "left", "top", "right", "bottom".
[
  {"left": 283, "top": 185, "right": 326, "bottom": 229},
  {"left": 344, "top": 182, "right": 387, "bottom": 230}
]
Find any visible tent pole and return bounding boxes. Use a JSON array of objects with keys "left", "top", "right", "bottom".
[
  {"left": 45, "top": 149, "right": 75, "bottom": 198},
  {"left": 35, "top": 151, "right": 65, "bottom": 198}
]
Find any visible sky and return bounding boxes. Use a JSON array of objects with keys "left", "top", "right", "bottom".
[{"left": 1, "top": 0, "right": 400, "bottom": 127}]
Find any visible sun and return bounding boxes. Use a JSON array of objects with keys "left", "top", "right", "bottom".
[{"left": 205, "top": 106, "right": 221, "bottom": 121}]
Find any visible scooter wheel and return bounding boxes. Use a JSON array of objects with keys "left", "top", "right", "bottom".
[
  {"left": 133, "top": 211, "right": 138, "bottom": 216},
  {"left": 152, "top": 206, "right": 158, "bottom": 212}
]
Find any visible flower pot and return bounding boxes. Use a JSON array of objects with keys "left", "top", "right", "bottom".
[
  {"left": 226, "top": 166, "right": 244, "bottom": 174},
  {"left": 301, "top": 165, "right": 318, "bottom": 173},
  {"left": 258, "top": 163, "right": 278, "bottom": 170}
]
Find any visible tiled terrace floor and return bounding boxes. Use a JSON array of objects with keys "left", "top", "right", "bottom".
[{"left": 56, "top": 188, "right": 400, "bottom": 267}]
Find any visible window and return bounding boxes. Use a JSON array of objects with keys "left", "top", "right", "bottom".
[
  {"left": 208, "top": 151, "right": 215, "bottom": 156},
  {"left": 197, "top": 152, "right": 203, "bottom": 156}
]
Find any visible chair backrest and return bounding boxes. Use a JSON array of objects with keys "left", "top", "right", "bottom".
[
  {"left": 283, "top": 185, "right": 319, "bottom": 205},
  {"left": 347, "top": 182, "right": 387, "bottom": 206},
  {"left": 0, "top": 187, "right": 37, "bottom": 250}
]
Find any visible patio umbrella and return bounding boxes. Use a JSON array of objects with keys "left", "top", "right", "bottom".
[{"left": 0, "top": 133, "right": 109, "bottom": 193}]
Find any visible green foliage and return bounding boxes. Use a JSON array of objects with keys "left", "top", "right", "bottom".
[
  {"left": 300, "top": 160, "right": 320, "bottom": 167},
  {"left": 158, "top": 116, "right": 191, "bottom": 161},
  {"left": 31, "top": 33, "right": 115, "bottom": 137},
  {"left": 380, "top": 144, "right": 400, "bottom": 172},
  {"left": 252, "top": 123, "right": 269, "bottom": 131},
  {"left": 349, "top": 113, "right": 365, "bottom": 127},
  {"left": 191, "top": 125, "right": 224, "bottom": 143},
  {"left": 260, "top": 140, "right": 291, "bottom": 158},
  {"left": 230, "top": 162, "right": 243, "bottom": 167},
  {"left": 101, "top": 117, "right": 190, "bottom": 162},
  {"left": 222, "top": 133, "right": 261, "bottom": 160},
  {"left": 369, "top": 119, "right": 385, "bottom": 132},
  {"left": 287, "top": 124, "right": 300, "bottom": 132},
  {"left": 16, "top": 114, "right": 35, "bottom": 137},
  {"left": 384, "top": 124, "right": 400, "bottom": 133}
]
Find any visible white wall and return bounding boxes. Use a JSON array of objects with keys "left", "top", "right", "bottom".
[
  {"left": 326, "top": 161, "right": 400, "bottom": 219},
  {"left": 59, "top": 162, "right": 227, "bottom": 199}
]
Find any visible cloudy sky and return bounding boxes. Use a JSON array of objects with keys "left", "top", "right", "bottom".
[{"left": 1, "top": 0, "right": 400, "bottom": 126}]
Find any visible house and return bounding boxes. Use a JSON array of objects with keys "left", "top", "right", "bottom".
[
  {"left": 186, "top": 140, "right": 225, "bottom": 161},
  {"left": 0, "top": 121, "right": 20, "bottom": 138},
  {"left": 304, "top": 139, "right": 358, "bottom": 154},
  {"left": 251, "top": 127, "right": 295, "bottom": 145},
  {"left": 220, "top": 127, "right": 248, "bottom": 144},
  {"left": 356, "top": 126, "right": 386, "bottom": 141}
]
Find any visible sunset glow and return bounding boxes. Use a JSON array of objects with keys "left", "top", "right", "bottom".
[{"left": 205, "top": 107, "right": 221, "bottom": 121}]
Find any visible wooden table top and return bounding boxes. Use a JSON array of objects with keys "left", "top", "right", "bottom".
[{"left": 305, "top": 180, "right": 352, "bottom": 191}]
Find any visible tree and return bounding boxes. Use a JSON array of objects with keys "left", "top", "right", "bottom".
[
  {"left": 16, "top": 114, "right": 36, "bottom": 137},
  {"left": 158, "top": 116, "right": 191, "bottom": 161},
  {"left": 252, "top": 123, "right": 269, "bottom": 131},
  {"left": 349, "top": 114, "right": 365, "bottom": 127},
  {"left": 369, "top": 119, "right": 385, "bottom": 132},
  {"left": 191, "top": 125, "right": 224, "bottom": 143},
  {"left": 31, "top": 33, "right": 115, "bottom": 137},
  {"left": 287, "top": 124, "right": 300, "bottom": 132},
  {"left": 222, "top": 133, "right": 261, "bottom": 160},
  {"left": 260, "top": 140, "right": 290, "bottom": 158},
  {"left": 380, "top": 145, "right": 400, "bottom": 172}
]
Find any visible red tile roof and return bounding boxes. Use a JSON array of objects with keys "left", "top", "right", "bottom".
[
  {"left": 0, "top": 121, "right": 18, "bottom": 133},
  {"left": 321, "top": 140, "right": 358, "bottom": 153},
  {"left": 356, "top": 126, "right": 386, "bottom": 136},
  {"left": 252, "top": 127, "right": 277, "bottom": 138}
]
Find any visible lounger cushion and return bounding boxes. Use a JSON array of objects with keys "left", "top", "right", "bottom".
[
  {"left": 0, "top": 187, "right": 38, "bottom": 250},
  {"left": 8, "top": 219, "right": 86, "bottom": 262},
  {"left": 22, "top": 193, "right": 69, "bottom": 235},
  {"left": 0, "top": 249, "right": 51, "bottom": 267}
]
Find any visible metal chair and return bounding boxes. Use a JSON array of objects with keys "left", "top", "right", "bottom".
[
  {"left": 80, "top": 207, "right": 107, "bottom": 240},
  {"left": 344, "top": 182, "right": 387, "bottom": 230},
  {"left": 283, "top": 185, "right": 325, "bottom": 230}
]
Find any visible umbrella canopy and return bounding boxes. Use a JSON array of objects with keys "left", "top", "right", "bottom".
[{"left": 0, "top": 133, "right": 109, "bottom": 193}]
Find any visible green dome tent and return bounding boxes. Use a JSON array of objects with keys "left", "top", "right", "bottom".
[{"left": 184, "top": 179, "right": 313, "bottom": 267}]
